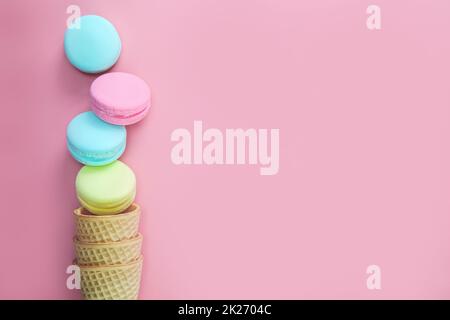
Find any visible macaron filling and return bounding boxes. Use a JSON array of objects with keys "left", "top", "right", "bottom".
[
  {"left": 77, "top": 189, "right": 135, "bottom": 215},
  {"left": 91, "top": 99, "right": 149, "bottom": 120},
  {"left": 67, "top": 139, "right": 126, "bottom": 166}
]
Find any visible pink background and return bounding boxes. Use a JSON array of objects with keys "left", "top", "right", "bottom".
[{"left": 1, "top": 0, "right": 450, "bottom": 299}]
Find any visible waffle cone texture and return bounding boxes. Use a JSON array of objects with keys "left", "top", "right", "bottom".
[
  {"left": 75, "top": 233, "right": 142, "bottom": 267},
  {"left": 80, "top": 256, "right": 143, "bottom": 300},
  {"left": 74, "top": 203, "right": 140, "bottom": 243},
  {"left": 73, "top": 203, "right": 143, "bottom": 299}
]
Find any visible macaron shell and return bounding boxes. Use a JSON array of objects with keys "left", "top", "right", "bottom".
[
  {"left": 66, "top": 111, "right": 126, "bottom": 166},
  {"left": 76, "top": 161, "right": 136, "bottom": 215},
  {"left": 64, "top": 15, "right": 121, "bottom": 73},
  {"left": 90, "top": 72, "right": 151, "bottom": 125}
]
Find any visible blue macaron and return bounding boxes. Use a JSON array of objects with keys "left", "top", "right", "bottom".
[
  {"left": 64, "top": 15, "right": 121, "bottom": 73},
  {"left": 67, "top": 111, "right": 126, "bottom": 166}
]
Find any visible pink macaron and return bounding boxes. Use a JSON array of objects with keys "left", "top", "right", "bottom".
[{"left": 90, "top": 72, "right": 151, "bottom": 125}]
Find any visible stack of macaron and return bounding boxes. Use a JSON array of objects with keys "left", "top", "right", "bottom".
[{"left": 64, "top": 15, "right": 150, "bottom": 300}]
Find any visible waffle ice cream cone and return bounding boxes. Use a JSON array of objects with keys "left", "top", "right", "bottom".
[
  {"left": 79, "top": 256, "right": 143, "bottom": 300},
  {"left": 75, "top": 233, "right": 142, "bottom": 267},
  {"left": 74, "top": 203, "right": 140, "bottom": 243}
]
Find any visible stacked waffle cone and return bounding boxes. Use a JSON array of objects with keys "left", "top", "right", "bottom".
[
  {"left": 63, "top": 15, "right": 152, "bottom": 300},
  {"left": 73, "top": 204, "right": 143, "bottom": 300}
]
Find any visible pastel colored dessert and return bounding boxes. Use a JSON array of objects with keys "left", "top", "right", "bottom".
[
  {"left": 90, "top": 72, "right": 151, "bottom": 125},
  {"left": 76, "top": 160, "right": 136, "bottom": 215},
  {"left": 64, "top": 15, "right": 121, "bottom": 73},
  {"left": 67, "top": 111, "right": 126, "bottom": 166}
]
